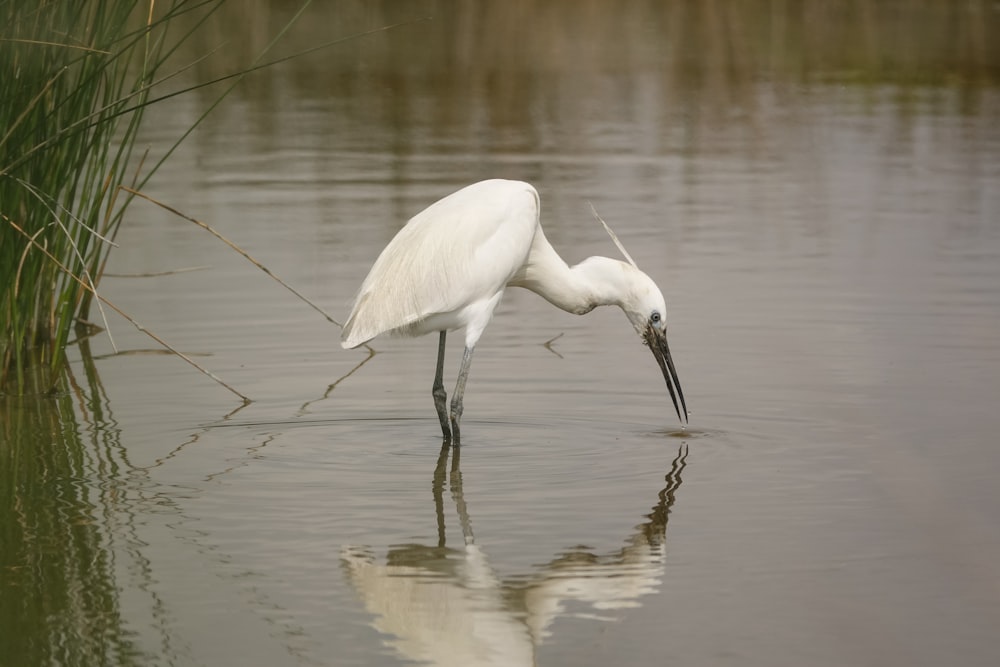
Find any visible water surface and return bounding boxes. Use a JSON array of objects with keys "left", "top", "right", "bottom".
[{"left": 3, "top": 2, "right": 999, "bottom": 666}]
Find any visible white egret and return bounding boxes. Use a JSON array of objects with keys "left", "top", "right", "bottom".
[{"left": 341, "top": 179, "right": 687, "bottom": 441}]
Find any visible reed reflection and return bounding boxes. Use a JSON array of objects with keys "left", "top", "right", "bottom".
[
  {"left": 0, "top": 343, "right": 163, "bottom": 666},
  {"left": 341, "top": 443, "right": 689, "bottom": 666}
]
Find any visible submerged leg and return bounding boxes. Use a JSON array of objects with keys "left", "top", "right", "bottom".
[
  {"left": 449, "top": 345, "right": 475, "bottom": 445},
  {"left": 433, "top": 331, "right": 451, "bottom": 439}
]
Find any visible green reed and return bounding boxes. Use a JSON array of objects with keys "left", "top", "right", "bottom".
[{"left": 0, "top": 1, "right": 222, "bottom": 393}]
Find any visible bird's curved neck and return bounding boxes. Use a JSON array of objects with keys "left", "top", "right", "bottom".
[{"left": 509, "top": 230, "right": 631, "bottom": 315}]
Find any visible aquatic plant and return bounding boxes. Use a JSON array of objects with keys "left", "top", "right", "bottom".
[{"left": 0, "top": 1, "right": 223, "bottom": 393}]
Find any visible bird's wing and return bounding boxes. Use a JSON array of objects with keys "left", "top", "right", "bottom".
[{"left": 342, "top": 180, "right": 539, "bottom": 348}]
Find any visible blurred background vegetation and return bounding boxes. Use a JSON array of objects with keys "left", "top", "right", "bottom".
[{"left": 183, "top": 0, "right": 997, "bottom": 102}]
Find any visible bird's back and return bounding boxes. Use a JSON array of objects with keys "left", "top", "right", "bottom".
[{"left": 341, "top": 180, "right": 540, "bottom": 348}]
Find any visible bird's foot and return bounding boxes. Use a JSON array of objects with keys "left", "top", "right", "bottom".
[
  {"left": 438, "top": 419, "right": 452, "bottom": 442},
  {"left": 433, "top": 398, "right": 450, "bottom": 440}
]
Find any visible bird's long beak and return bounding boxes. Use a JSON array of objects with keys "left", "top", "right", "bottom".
[{"left": 644, "top": 325, "right": 688, "bottom": 424}]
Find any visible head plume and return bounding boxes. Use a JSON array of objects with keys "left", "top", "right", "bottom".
[{"left": 589, "top": 202, "right": 639, "bottom": 269}]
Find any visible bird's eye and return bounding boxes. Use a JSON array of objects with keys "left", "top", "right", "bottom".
[{"left": 650, "top": 311, "right": 661, "bottom": 324}]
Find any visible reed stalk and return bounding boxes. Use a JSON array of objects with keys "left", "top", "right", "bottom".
[{"left": 0, "top": 1, "right": 224, "bottom": 393}]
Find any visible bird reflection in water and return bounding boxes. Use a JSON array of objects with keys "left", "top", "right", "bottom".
[{"left": 341, "top": 443, "right": 689, "bottom": 666}]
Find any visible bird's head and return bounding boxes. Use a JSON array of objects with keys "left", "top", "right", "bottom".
[
  {"left": 620, "top": 267, "right": 688, "bottom": 424},
  {"left": 588, "top": 207, "right": 688, "bottom": 424}
]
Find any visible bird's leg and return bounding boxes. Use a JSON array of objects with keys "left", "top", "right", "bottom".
[
  {"left": 433, "top": 331, "right": 451, "bottom": 440},
  {"left": 449, "top": 345, "right": 475, "bottom": 445}
]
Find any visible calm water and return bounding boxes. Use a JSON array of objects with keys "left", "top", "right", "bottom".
[{"left": 3, "top": 2, "right": 1000, "bottom": 665}]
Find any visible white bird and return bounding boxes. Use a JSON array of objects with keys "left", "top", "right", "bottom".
[{"left": 341, "top": 179, "right": 687, "bottom": 442}]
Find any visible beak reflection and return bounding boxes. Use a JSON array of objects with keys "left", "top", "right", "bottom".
[{"left": 644, "top": 325, "right": 688, "bottom": 424}]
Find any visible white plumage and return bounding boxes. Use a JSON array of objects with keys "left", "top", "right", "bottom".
[
  {"left": 342, "top": 179, "right": 686, "bottom": 442},
  {"left": 342, "top": 180, "right": 539, "bottom": 349}
]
